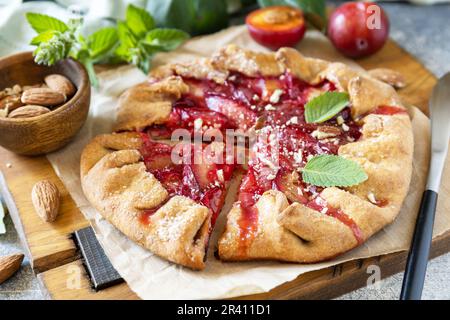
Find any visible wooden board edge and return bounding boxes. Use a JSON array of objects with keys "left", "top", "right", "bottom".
[
  {"left": 37, "top": 229, "right": 450, "bottom": 300},
  {"left": 237, "top": 229, "right": 450, "bottom": 300}
]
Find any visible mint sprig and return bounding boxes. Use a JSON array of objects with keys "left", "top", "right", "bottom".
[
  {"left": 114, "top": 5, "right": 189, "bottom": 74},
  {"left": 302, "top": 154, "right": 368, "bottom": 187},
  {"left": 26, "top": 4, "right": 189, "bottom": 87},
  {"left": 305, "top": 92, "right": 350, "bottom": 124}
]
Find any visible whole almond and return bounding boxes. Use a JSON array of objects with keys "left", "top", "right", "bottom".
[
  {"left": 0, "top": 253, "right": 24, "bottom": 284},
  {"left": 45, "top": 74, "right": 76, "bottom": 98},
  {"left": 21, "top": 88, "right": 66, "bottom": 107},
  {"left": 32, "top": 180, "right": 60, "bottom": 222},
  {"left": 8, "top": 105, "right": 51, "bottom": 118}
]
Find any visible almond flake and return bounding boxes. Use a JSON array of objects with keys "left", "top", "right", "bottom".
[
  {"left": 367, "top": 192, "right": 377, "bottom": 204},
  {"left": 341, "top": 123, "right": 350, "bottom": 132},
  {"left": 193, "top": 118, "right": 203, "bottom": 130},
  {"left": 311, "top": 129, "right": 338, "bottom": 140},
  {"left": 269, "top": 89, "right": 283, "bottom": 104},
  {"left": 336, "top": 115, "right": 344, "bottom": 125},
  {"left": 217, "top": 169, "right": 224, "bottom": 183},
  {"left": 289, "top": 117, "right": 298, "bottom": 124},
  {"left": 267, "top": 173, "right": 276, "bottom": 181},
  {"left": 265, "top": 104, "right": 276, "bottom": 111},
  {"left": 320, "top": 207, "right": 328, "bottom": 214},
  {"left": 293, "top": 150, "right": 303, "bottom": 164}
]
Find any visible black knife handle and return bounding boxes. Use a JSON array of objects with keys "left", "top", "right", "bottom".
[{"left": 400, "top": 190, "right": 438, "bottom": 300}]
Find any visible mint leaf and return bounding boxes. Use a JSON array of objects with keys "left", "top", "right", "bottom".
[
  {"left": 302, "top": 155, "right": 368, "bottom": 187},
  {"left": 26, "top": 13, "right": 68, "bottom": 33},
  {"left": 305, "top": 92, "right": 349, "bottom": 123},
  {"left": 126, "top": 4, "right": 155, "bottom": 38},
  {"left": 142, "top": 28, "right": 189, "bottom": 52},
  {"left": 117, "top": 21, "right": 138, "bottom": 48},
  {"left": 30, "top": 30, "right": 57, "bottom": 45},
  {"left": 87, "top": 27, "right": 118, "bottom": 60}
]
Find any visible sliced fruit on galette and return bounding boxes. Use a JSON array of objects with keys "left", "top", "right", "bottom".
[
  {"left": 81, "top": 132, "right": 236, "bottom": 270},
  {"left": 81, "top": 45, "right": 413, "bottom": 269}
]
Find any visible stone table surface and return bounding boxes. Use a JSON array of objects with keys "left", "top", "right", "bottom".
[{"left": 1, "top": 2, "right": 450, "bottom": 300}]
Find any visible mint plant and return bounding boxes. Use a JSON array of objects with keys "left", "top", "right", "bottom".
[{"left": 26, "top": 5, "right": 189, "bottom": 87}]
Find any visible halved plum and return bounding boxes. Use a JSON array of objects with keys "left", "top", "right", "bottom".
[{"left": 246, "top": 6, "right": 306, "bottom": 50}]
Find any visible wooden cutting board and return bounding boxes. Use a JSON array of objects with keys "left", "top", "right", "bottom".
[{"left": 1, "top": 39, "right": 448, "bottom": 300}]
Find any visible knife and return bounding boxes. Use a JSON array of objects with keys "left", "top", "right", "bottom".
[{"left": 400, "top": 72, "right": 450, "bottom": 300}]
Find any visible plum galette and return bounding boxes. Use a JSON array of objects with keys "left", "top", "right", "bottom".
[{"left": 80, "top": 45, "right": 413, "bottom": 270}]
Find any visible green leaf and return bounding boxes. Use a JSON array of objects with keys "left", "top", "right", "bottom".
[
  {"left": 146, "top": 0, "right": 229, "bottom": 36},
  {"left": 26, "top": 12, "right": 68, "bottom": 33},
  {"left": 126, "top": 4, "right": 155, "bottom": 38},
  {"left": 142, "top": 28, "right": 189, "bottom": 52},
  {"left": 302, "top": 155, "right": 368, "bottom": 187},
  {"left": 117, "top": 21, "right": 138, "bottom": 48},
  {"left": 30, "top": 30, "right": 57, "bottom": 45},
  {"left": 87, "top": 27, "right": 118, "bottom": 60},
  {"left": 305, "top": 92, "right": 349, "bottom": 123}
]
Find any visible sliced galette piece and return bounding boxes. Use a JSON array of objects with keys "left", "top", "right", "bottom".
[{"left": 80, "top": 132, "right": 236, "bottom": 270}]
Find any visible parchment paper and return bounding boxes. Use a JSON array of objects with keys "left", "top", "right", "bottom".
[{"left": 47, "top": 26, "right": 450, "bottom": 299}]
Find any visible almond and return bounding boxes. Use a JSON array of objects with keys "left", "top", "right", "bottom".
[
  {"left": 0, "top": 253, "right": 24, "bottom": 284},
  {"left": 0, "top": 94, "right": 24, "bottom": 111},
  {"left": 45, "top": 74, "right": 76, "bottom": 98},
  {"left": 32, "top": 180, "right": 61, "bottom": 222},
  {"left": 368, "top": 68, "right": 406, "bottom": 89},
  {"left": 21, "top": 88, "right": 66, "bottom": 107},
  {"left": 8, "top": 105, "right": 51, "bottom": 118}
]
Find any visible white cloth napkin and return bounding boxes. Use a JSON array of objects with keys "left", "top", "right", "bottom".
[{"left": 0, "top": 0, "right": 143, "bottom": 57}]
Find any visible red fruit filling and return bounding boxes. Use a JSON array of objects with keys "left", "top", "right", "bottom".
[
  {"left": 140, "top": 71, "right": 404, "bottom": 252},
  {"left": 139, "top": 133, "right": 235, "bottom": 228}
]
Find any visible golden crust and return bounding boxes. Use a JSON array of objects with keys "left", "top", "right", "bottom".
[
  {"left": 218, "top": 190, "right": 357, "bottom": 263},
  {"left": 80, "top": 133, "right": 211, "bottom": 270},
  {"left": 83, "top": 45, "right": 414, "bottom": 268},
  {"left": 114, "top": 76, "right": 189, "bottom": 132}
]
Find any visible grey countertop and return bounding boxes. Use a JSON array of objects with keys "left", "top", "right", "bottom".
[{"left": 1, "top": 2, "right": 450, "bottom": 300}]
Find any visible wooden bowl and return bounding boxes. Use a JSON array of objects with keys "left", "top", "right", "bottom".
[{"left": 0, "top": 52, "right": 90, "bottom": 155}]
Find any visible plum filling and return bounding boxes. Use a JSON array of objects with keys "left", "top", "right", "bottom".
[
  {"left": 236, "top": 105, "right": 364, "bottom": 251},
  {"left": 140, "top": 71, "right": 404, "bottom": 252},
  {"left": 138, "top": 133, "right": 235, "bottom": 228},
  {"left": 146, "top": 73, "right": 337, "bottom": 138},
  {"left": 372, "top": 105, "right": 407, "bottom": 116}
]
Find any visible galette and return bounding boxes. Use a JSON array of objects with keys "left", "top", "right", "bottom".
[{"left": 80, "top": 45, "right": 413, "bottom": 270}]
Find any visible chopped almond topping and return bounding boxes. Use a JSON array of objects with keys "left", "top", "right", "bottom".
[
  {"left": 367, "top": 192, "right": 377, "bottom": 204},
  {"left": 269, "top": 89, "right": 283, "bottom": 104},
  {"left": 341, "top": 123, "right": 350, "bottom": 132},
  {"left": 265, "top": 104, "right": 276, "bottom": 111},
  {"left": 194, "top": 118, "right": 203, "bottom": 130}
]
